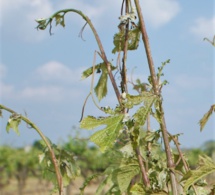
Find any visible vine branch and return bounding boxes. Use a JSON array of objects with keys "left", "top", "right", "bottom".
[
  {"left": 36, "top": 9, "right": 122, "bottom": 105},
  {"left": 133, "top": 0, "right": 178, "bottom": 194},
  {"left": 0, "top": 104, "right": 64, "bottom": 195}
]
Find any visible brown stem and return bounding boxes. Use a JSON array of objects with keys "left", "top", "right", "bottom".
[
  {"left": 121, "top": 0, "right": 129, "bottom": 95},
  {"left": 133, "top": 0, "right": 178, "bottom": 194},
  {"left": 135, "top": 148, "right": 150, "bottom": 188},
  {"left": 0, "top": 104, "right": 64, "bottom": 195},
  {"left": 168, "top": 132, "right": 198, "bottom": 194}
]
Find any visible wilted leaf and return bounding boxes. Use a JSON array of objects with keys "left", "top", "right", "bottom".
[
  {"left": 81, "top": 64, "right": 103, "bottom": 79},
  {"left": 182, "top": 155, "right": 215, "bottom": 192},
  {"left": 6, "top": 113, "right": 21, "bottom": 135},
  {"left": 94, "top": 65, "right": 108, "bottom": 101},
  {"left": 81, "top": 63, "right": 116, "bottom": 101},
  {"left": 112, "top": 27, "right": 141, "bottom": 54},
  {"left": 35, "top": 18, "right": 47, "bottom": 30},
  {"left": 144, "top": 130, "right": 161, "bottom": 142},
  {"left": 199, "top": 104, "right": 215, "bottom": 131},
  {"left": 55, "top": 14, "right": 65, "bottom": 27},
  {"left": 124, "top": 92, "right": 155, "bottom": 109}
]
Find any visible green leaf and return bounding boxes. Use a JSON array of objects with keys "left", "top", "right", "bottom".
[
  {"left": 81, "top": 63, "right": 116, "bottom": 80},
  {"left": 124, "top": 94, "right": 145, "bottom": 109},
  {"left": 80, "top": 115, "right": 124, "bottom": 152},
  {"left": 6, "top": 113, "right": 21, "bottom": 135},
  {"left": 182, "top": 155, "right": 215, "bottom": 192},
  {"left": 124, "top": 92, "right": 155, "bottom": 109},
  {"left": 94, "top": 64, "right": 108, "bottom": 101},
  {"left": 157, "top": 59, "right": 170, "bottom": 79},
  {"left": 81, "top": 63, "right": 116, "bottom": 101},
  {"left": 199, "top": 104, "right": 215, "bottom": 131},
  {"left": 130, "top": 183, "right": 146, "bottom": 195},
  {"left": 133, "top": 95, "right": 156, "bottom": 125},
  {"left": 112, "top": 164, "right": 139, "bottom": 193},
  {"left": 40, "top": 144, "right": 80, "bottom": 189},
  {"left": 112, "top": 27, "right": 141, "bottom": 54},
  {"left": 144, "top": 130, "right": 161, "bottom": 142},
  {"left": 81, "top": 64, "right": 103, "bottom": 79}
]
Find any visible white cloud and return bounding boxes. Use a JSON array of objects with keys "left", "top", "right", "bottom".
[
  {"left": 0, "top": 0, "right": 54, "bottom": 42},
  {"left": 20, "top": 86, "right": 64, "bottom": 101},
  {"left": 1, "top": 0, "right": 181, "bottom": 43},
  {"left": 35, "top": 61, "right": 84, "bottom": 82},
  {"left": 190, "top": 16, "right": 215, "bottom": 38},
  {"left": 141, "top": 0, "right": 181, "bottom": 28},
  {"left": 0, "top": 61, "right": 88, "bottom": 102}
]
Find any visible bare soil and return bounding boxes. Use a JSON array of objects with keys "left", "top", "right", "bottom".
[{"left": 0, "top": 177, "right": 99, "bottom": 195}]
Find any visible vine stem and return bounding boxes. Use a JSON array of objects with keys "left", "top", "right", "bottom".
[
  {"left": 133, "top": 0, "right": 178, "bottom": 194},
  {"left": 168, "top": 132, "right": 198, "bottom": 194},
  {"left": 41, "top": 9, "right": 122, "bottom": 105},
  {"left": 135, "top": 148, "right": 150, "bottom": 188},
  {"left": 121, "top": 0, "right": 129, "bottom": 96},
  {"left": 0, "top": 104, "right": 64, "bottom": 195}
]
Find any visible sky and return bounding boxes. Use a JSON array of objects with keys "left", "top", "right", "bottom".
[{"left": 0, "top": 0, "right": 214, "bottom": 148}]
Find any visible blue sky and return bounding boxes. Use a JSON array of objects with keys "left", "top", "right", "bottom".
[{"left": 0, "top": 0, "right": 214, "bottom": 148}]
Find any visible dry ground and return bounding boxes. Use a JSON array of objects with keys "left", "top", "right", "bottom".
[{"left": 0, "top": 177, "right": 100, "bottom": 195}]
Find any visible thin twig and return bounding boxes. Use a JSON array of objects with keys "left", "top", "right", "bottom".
[
  {"left": 78, "top": 22, "right": 87, "bottom": 41},
  {"left": 79, "top": 92, "right": 91, "bottom": 122}
]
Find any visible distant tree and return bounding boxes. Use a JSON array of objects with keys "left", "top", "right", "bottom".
[{"left": 202, "top": 140, "right": 215, "bottom": 157}]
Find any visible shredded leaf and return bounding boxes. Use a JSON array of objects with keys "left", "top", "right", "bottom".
[
  {"left": 6, "top": 113, "right": 21, "bottom": 135},
  {"left": 133, "top": 95, "right": 156, "bottom": 126},
  {"left": 112, "top": 27, "right": 140, "bottom": 54},
  {"left": 94, "top": 64, "right": 108, "bottom": 101},
  {"left": 80, "top": 115, "right": 124, "bottom": 152},
  {"left": 199, "top": 104, "right": 215, "bottom": 131},
  {"left": 55, "top": 14, "right": 65, "bottom": 27},
  {"left": 82, "top": 63, "right": 116, "bottom": 101}
]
